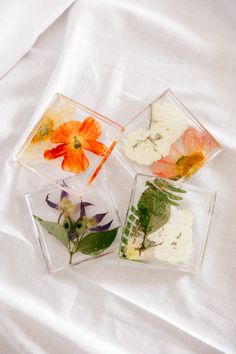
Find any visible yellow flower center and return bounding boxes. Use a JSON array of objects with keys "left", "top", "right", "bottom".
[
  {"left": 73, "top": 136, "right": 82, "bottom": 150},
  {"left": 176, "top": 152, "right": 205, "bottom": 178},
  {"left": 86, "top": 217, "right": 97, "bottom": 229},
  {"left": 59, "top": 198, "right": 77, "bottom": 217},
  {"left": 32, "top": 117, "right": 54, "bottom": 144}
]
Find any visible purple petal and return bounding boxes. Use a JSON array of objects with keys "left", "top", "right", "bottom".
[
  {"left": 45, "top": 194, "right": 59, "bottom": 209},
  {"left": 60, "top": 189, "right": 68, "bottom": 201},
  {"left": 81, "top": 202, "right": 94, "bottom": 207},
  {"left": 60, "top": 180, "right": 69, "bottom": 200},
  {"left": 90, "top": 220, "right": 113, "bottom": 232},
  {"left": 80, "top": 201, "right": 94, "bottom": 218},
  {"left": 93, "top": 212, "right": 107, "bottom": 224}
]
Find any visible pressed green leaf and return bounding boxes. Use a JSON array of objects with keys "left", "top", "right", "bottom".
[
  {"left": 138, "top": 188, "right": 171, "bottom": 234},
  {"left": 119, "top": 208, "right": 141, "bottom": 257},
  {"left": 162, "top": 190, "right": 183, "bottom": 200},
  {"left": 153, "top": 179, "right": 186, "bottom": 193},
  {"left": 137, "top": 179, "right": 186, "bottom": 235},
  {"left": 126, "top": 221, "right": 132, "bottom": 229},
  {"left": 124, "top": 227, "right": 130, "bottom": 236},
  {"left": 129, "top": 214, "right": 136, "bottom": 222},
  {"left": 120, "top": 245, "right": 126, "bottom": 255},
  {"left": 76, "top": 227, "right": 118, "bottom": 255},
  {"left": 167, "top": 200, "right": 180, "bottom": 206},
  {"left": 122, "top": 237, "right": 129, "bottom": 245},
  {"left": 164, "top": 184, "right": 186, "bottom": 194},
  {"left": 33, "top": 215, "right": 69, "bottom": 247},
  {"left": 131, "top": 205, "right": 139, "bottom": 216},
  {"left": 145, "top": 205, "right": 170, "bottom": 234}
]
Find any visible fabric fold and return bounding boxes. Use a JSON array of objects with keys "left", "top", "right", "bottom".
[{"left": 0, "top": 0, "right": 75, "bottom": 79}]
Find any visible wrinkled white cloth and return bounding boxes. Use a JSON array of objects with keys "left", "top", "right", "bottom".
[
  {"left": 0, "top": 0, "right": 75, "bottom": 79},
  {"left": 1, "top": 1, "right": 236, "bottom": 353}
]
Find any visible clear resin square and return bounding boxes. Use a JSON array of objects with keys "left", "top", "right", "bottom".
[
  {"left": 119, "top": 90, "right": 222, "bottom": 180},
  {"left": 26, "top": 174, "right": 121, "bottom": 273},
  {"left": 15, "top": 93, "right": 124, "bottom": 191},
  {"left": 119, "top": 174, "right": 216, "bottom": 273}
]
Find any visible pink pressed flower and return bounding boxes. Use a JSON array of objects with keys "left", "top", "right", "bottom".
[{"left": 150, "top": 128, "right": 220, "bottom": 180}]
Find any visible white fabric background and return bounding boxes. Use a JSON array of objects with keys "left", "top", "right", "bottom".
[{"left": 0, "top": 1, "right": 236, "bottom": 353}]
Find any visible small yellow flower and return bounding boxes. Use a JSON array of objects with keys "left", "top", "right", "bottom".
[
  {"left": 30, "top": 95, "right": 76, "bottom": 145},
  {"left": 126, "top": 247, "right": 140, "bottom": 260},
  {"left": 32, "top": 117, "right": 55, "bottom": 144},
  {"left": 86, "top": 217, "right": 97, "bottom": 229},
  {"left": 59, "top": 198, "right": 77, "bottom": 218}
]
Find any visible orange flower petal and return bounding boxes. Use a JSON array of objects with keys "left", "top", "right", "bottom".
[
  {"left": 150, "top": 160, "right": 178, "bottom": 179},
  {"left": 83, "top": 140, "right": 108, "bottom": 156},
  {"left": 50, "top": 121, "right": 82, "bottom": 144},
  {"left": 200, "top": 131, "right": 220, "bottom": 155},
  {"left": 44, "top": 144, "right": 70, "bottom": 160},
  {"left": 161, "top": 144, "right": 182, "bottom": 164},
  {"left": 183, "top": 128, "right": 202, "bottom": 155},
  {"left": 79, "top": 117, "right": 102, "bottom": 140},
  {"left": 61, "top": 149, "right": 89, "bottom": 173}
]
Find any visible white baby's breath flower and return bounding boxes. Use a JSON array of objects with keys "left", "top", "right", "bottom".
[
  {"left": 148, "top": 207, "right": 194, "bottom": 264},
  {"left": 122, "top": 128, "right": 170, "bottom": 165},
  {"left": 122, "top": 102, "right": 187, "bottom": 165},
  {"left": 151, "top": 100, "right": 187, "bottom": 140}
]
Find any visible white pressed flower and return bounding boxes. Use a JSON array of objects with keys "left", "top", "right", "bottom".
[
  {"left": 151, "top": 100, "right": 188, "bottom": 142},
  {"left": 122, "top": 128, "right": 171, "bottom": 165},
  {"left": 148, "top": 207, "right": 194, "bottom": 264},
  {"left": 122, "top": 101, "right": 187, "bottom": 165}
]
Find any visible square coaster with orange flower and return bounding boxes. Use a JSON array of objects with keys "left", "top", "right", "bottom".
[{"left": 15, "top": 93, "right": 124, "bottom": 193}]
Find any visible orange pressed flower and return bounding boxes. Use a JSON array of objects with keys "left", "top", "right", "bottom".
[
  {"left": 150, "top": 128, "right": 220, "bottom": 180},
  {"left": 31, "top": 98, "right": 76, "bottom": 145},
  {"left": 44, "top": 117, "right": 109, "bottom": 174}
]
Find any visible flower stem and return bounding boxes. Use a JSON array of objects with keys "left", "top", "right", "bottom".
[
  {"left": 69, "top": 252, "right": 74, "bottom": 265},
  {"left": 57, "top": 212, "right": 63, "bottom": 224}
]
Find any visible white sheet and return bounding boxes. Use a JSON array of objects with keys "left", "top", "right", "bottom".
[
  {"left": 1, "top": 1, "right": 236, "bottom": 353},
  {"left": 0, "top": 0, "right": 75, "bottom": 79}
]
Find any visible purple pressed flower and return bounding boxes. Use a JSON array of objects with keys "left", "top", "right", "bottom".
[
  {"left": 90, "top": 219, "right": 113, "bottom": 232},
  {"left": 93, "top": 212, "right": 107, "bottom": 224},
  {"left": 60, "top": 180, "right": 69, "bottom": 201},
  {"left": 46, "top": 194, "right": 59, "bottom": 209},
  {"left": 80, "top": 201, "right": 94, "bottom": 218},
  {"left": 46, "top": 180, "right": 69, "bottom": 210},
  {"left": 45, "top": 190, "right": 92, "bottom": 219}
]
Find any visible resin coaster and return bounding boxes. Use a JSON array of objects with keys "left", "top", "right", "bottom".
[
  {"left": 119, "top": 174, "right": 216, "bottom": 273},
  {"left": 26, "top": 174, "right": 121, "bottom": 273},
  {"left": 119, "top": 90, "right": 222, "bottom": 180},
  {"left": 15, "top": 93, "right": 124, "bottom": 192}
]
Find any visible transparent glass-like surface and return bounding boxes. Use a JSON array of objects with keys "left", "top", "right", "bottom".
[
  {"left": 119, "top": 174, "right": 216, "bottom": 273},
  {"left": 15, "top": 93, "right": 124, "bottom": 191},
  {"left": 26, "top": 174, "right": 121, "bottom": 273},
  {"left": 118, "top": 89, "right": 222, "bottom": 180}
]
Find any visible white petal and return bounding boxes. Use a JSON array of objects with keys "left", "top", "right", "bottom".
[{"left": 148, "top": 207, "right": 194, "bottom": 264}]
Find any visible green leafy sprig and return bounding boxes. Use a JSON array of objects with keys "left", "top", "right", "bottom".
[
  {"left": 138, "top": 179, "right": 186, "bottom": 235},
  {"left": 121, "top": 179, "right": 186, "bottom": 257}
]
